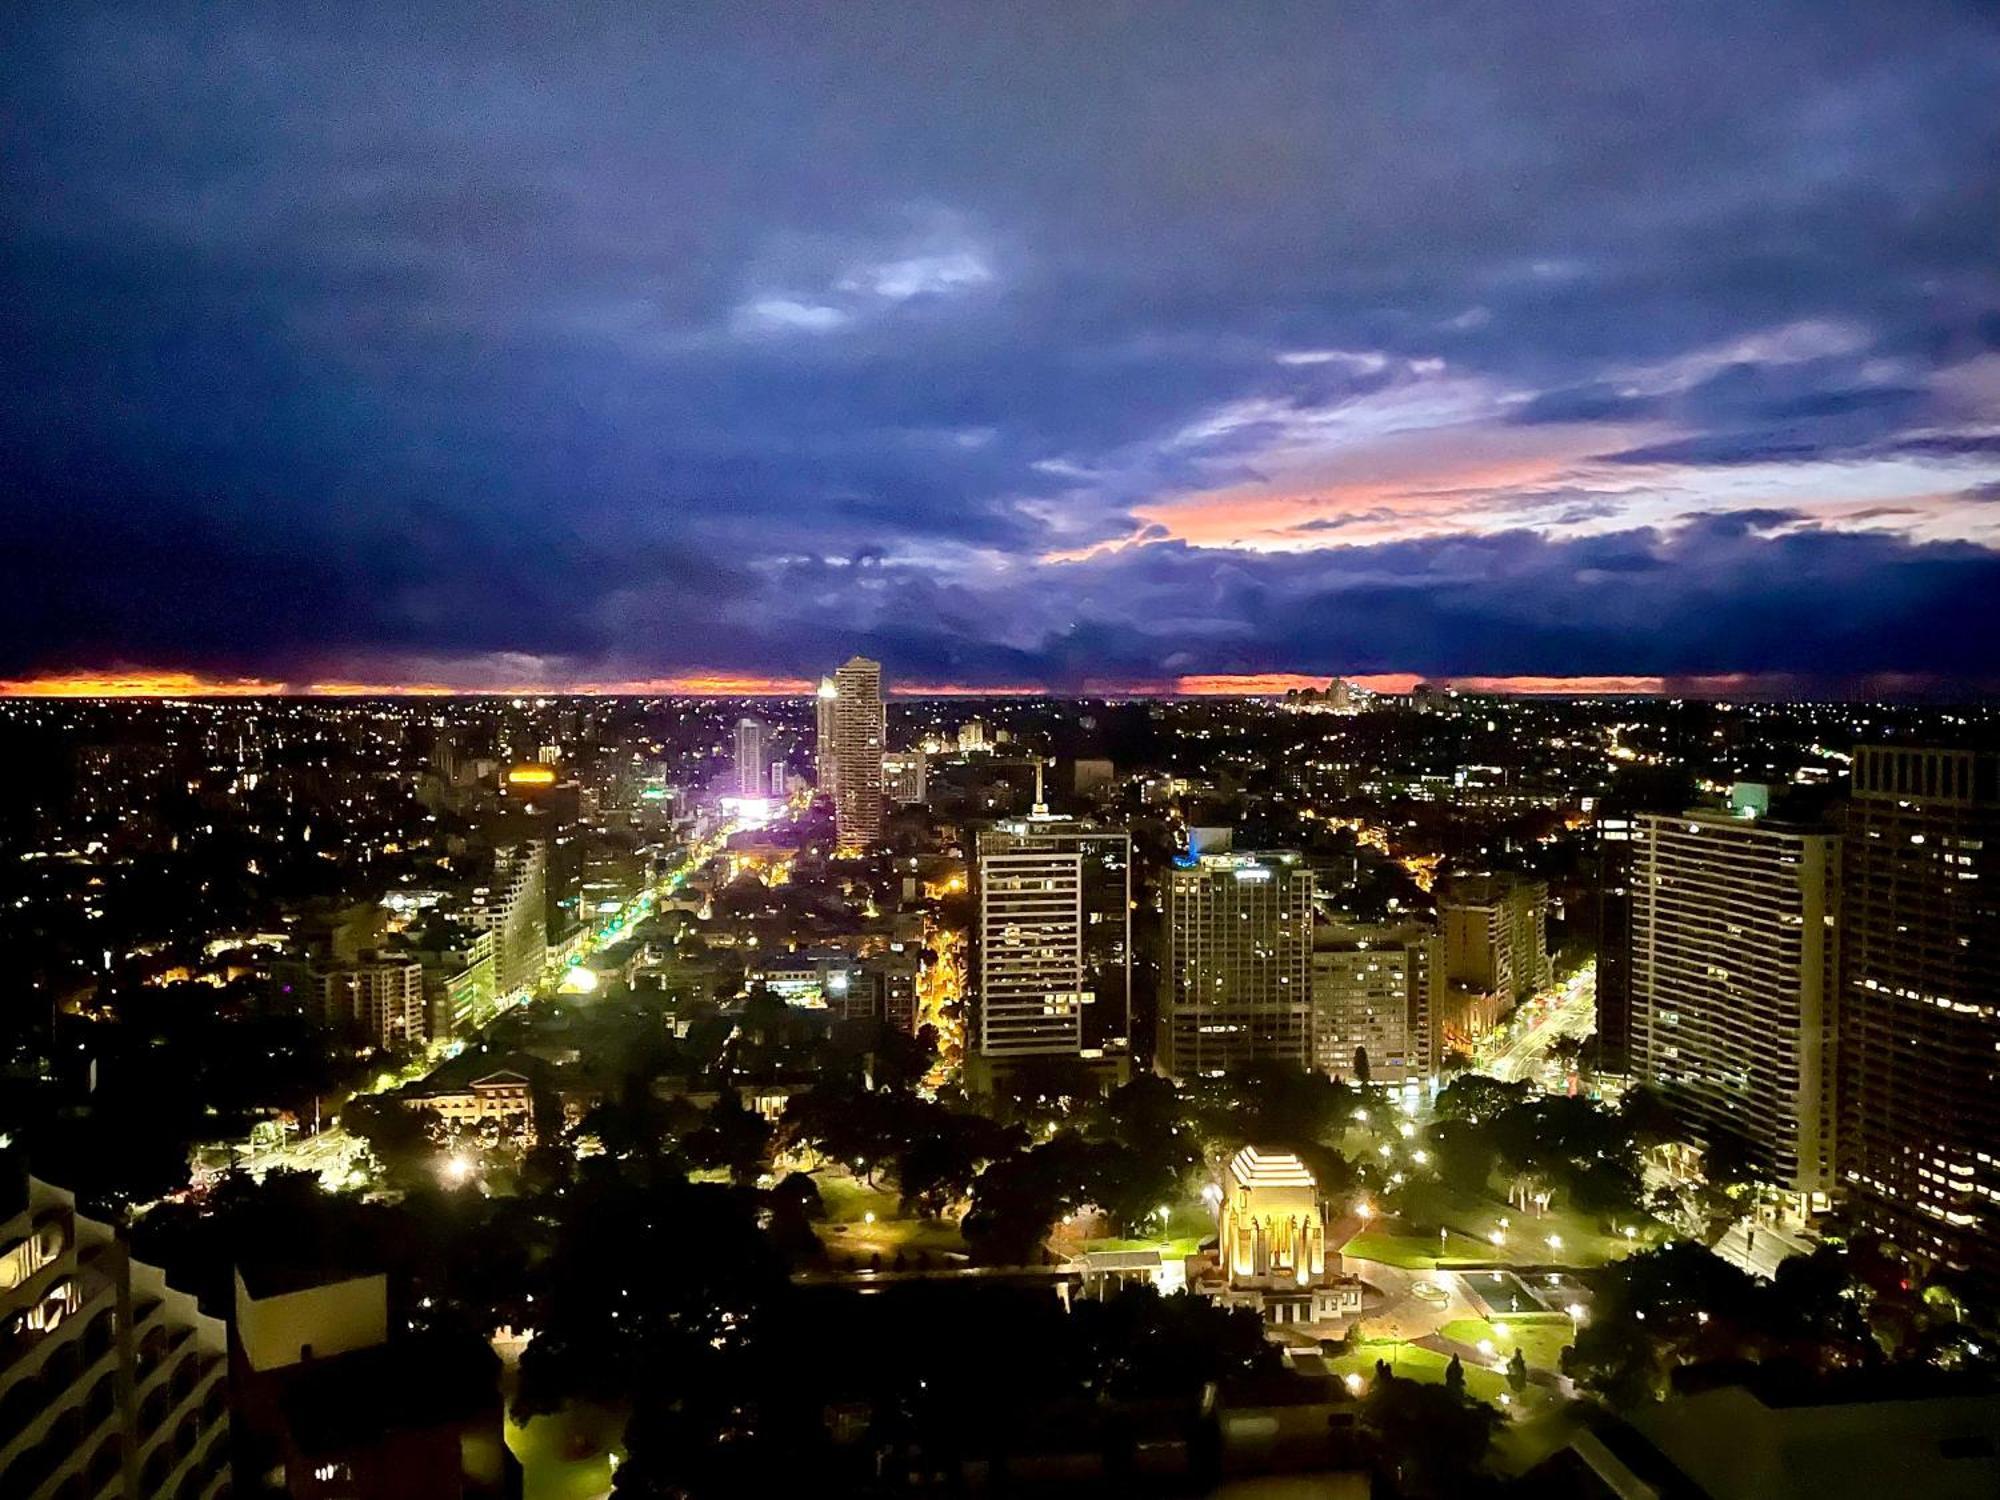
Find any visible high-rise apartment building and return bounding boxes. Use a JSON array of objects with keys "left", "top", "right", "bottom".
[
  {"left": 733, "top": 717, "right": 767, "bottom": 797},
  {"left": 1160, "top": 851, "right": 1314, "bottom": 1078},
  {"left": 1631, "top": 807, "right": 1839, "bottom": 1202},
  {"left": 305, "top": 956, "right": 428, "bottom": 1049},
  {"left": 1310, "top": 921, "right": 1435, "bottom": 1087},
  {"left": 828, "top": 657, "right": 886, "bottom": 850},
  {"left": 1595, "top": 810, "right": 1637, "bottom": 1074},
  {"left": 814, "top": 677, "right": 839, "bottom": 797},
  {"left": 481, "top": 840, "right": 548, "bottom": 1000},
  {"left": 0, "top": 1178, "right": 231, "bottom": 1500},
  {"left": 1839, "top": 745, "right": 2000, "bottom": 1273},
  {"left": 972, "top": 816, "right": 1134, "bottom": 1068},
  {"left": 1438, "top": 873, "right": 1551, "bottom": 1004}
]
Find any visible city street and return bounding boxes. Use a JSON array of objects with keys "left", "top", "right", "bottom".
[{"left": 1479, "top": 966, "right": 1596, "bottom": 1086}]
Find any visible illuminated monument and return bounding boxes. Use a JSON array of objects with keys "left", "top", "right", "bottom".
[{"left": 1191, "top": 1146, "right": 1363, "bottom": 1325}]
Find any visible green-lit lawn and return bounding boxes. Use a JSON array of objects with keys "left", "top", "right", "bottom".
[
  {"left": 814, "top": 1172, "right": 968, "bottom": 1264},
  {"left": 1347, "top": 1179, "right": 1659, "bottom": 1270},
  {"left": 1439, "top": 1316, "right": 1575, "bottom": 1372},
  {"left": 1077, "top": 1198, "right": 1213, "bottom": 1261}
]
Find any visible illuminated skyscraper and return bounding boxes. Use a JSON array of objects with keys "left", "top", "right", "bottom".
[
  {"left": 483, "top": 840, "right": 548, "bottom": 1000},
  {"left": 1160, "top": 850, "right": 1314, "bottom": 1078},
  {"left": 814, "top": 677, "right": 839, "bottom": 796},
  {"left": 1839, "top": 746, "right": 2000, "bottom": 1273},
  {"left": 830, "top": 657, "right": 886, "bottom": 849},
  {"left": 734, "top": 716, "right": 767, "bottom": 797},
  {"left": 972, "top": 815, "right": 1133, "bottom": 1068},
  {"left": 1631, "top": 806, "right": 1839, "bottom": 1203}
]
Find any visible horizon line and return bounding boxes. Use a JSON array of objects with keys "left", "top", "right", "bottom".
[{"left": 0, "top": 668, "right": 1986, "bottom": 703}]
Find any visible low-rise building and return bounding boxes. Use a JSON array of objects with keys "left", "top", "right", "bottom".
[{"left": 1187, "top": 1148, "right": 1364, "bottom": 1326}]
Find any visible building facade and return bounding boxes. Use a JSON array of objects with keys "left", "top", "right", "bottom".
[
  {"left": 1631, "top": 808, "right": 1839, "bottom": 1201},
  {"left": 1838, "top": 745, "right": 2000, "bottom": 1273},
  {"left": 882, "top": 751, "right": 928, "bottom": 806},
  {"left": 973, "top": 835, "right": 1088, "bottom": 1062},
  {"left": 1187, "top": 1148, "right": 1364, "bottom": 1325},
  {"left": 1438, "top": 873, "right": 1551, "bottom": 1005},
  {"left": 1595, "top": 809, "right": 1637, "bottom": 1075},
  {"left": 1159, "top": 851, "right": 1314, "bottom": 1078},
  {"left": 479, "top": 840, "right": 547, "bottom": 1000},
  {"left": 733, "top": 717, "right": 767, "bottom": 798},
  {"left": 0, "top": 1179, "right": 231, "bottom": 1500},
  {"left": 304, "top": 957, "right": 428, "bottom": 1049},
  {"left": 1310, "top": 921, "right": 1433, "bottom": 1087},
  {"left": 827, "top": 658, "right": 886, "bottom": 851}
]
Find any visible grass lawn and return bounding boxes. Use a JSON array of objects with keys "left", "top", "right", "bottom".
[
  {"left": 1077, "top": 1198, "right": 1213, "bottom": 1261},
  {"left": 814, "top": 1171, "right": 968, "bottom": 1264},
  {"left": 1329, "top": 1340, "right": 1521, "bottom": 1405},
  {"left": 1354, "top": 1179, "right": 1659, "bottom": 1270},
  {"left": 506, "top": 1403, "right": 623, "bottom": 1500},
  {"left": 1439, "top": 1316, "right": 1575, "bottom": 1373}
]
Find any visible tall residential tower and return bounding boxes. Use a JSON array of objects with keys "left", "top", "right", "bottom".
[
  {"left": 1631, "top": 805, "right": 1839, "bottom": 1205},
  {"left": 826, "top": 657, "right": 886, "bottom": 850},
  {"left": 1839, "top": 745, "right": 2000, "bottom": 1273},
  {"left": 1160, "top": 850, "right": 1314, "bottom": 1078}
]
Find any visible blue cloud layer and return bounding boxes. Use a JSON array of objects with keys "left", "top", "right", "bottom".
[{"left": 2, "top": 1, "right": 1997, "bottom": 687}]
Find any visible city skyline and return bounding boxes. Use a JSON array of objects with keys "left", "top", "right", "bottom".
[{"left": 4, "top": 4, "right": 1998, "bottom": 697}]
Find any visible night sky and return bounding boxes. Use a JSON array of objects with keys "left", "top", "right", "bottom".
[{"left": 4, "top": 2, "right": 1998, "bottom": 695}]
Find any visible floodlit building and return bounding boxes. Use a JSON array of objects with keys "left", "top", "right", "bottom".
[
  {"left": 1631, "top": 805, "right": 1840, "bottom": 1203},
  {"left": 1839, "top": 745, "right": 2000, "bottom": 1274},
  {"left": 828, "top": 657, "right": 886, "bottom": 850},
  {"left": 1160, "top": 850, "right": 1314, "bottom": 1078},
  {"left": 0, "top": 1178, "right": 231, "bottom": 1500},
  {"left": 733, "top": 717, "right": 767, "bottom": 797},
  {"left": 1188, "top": 1147, "right": 1364, "bottom": 1325}
]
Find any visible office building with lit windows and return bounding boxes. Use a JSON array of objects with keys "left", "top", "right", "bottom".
[
  {"left": 1631, "top": 805, "right": 1839, "bottom": 1202},
  {"left": 1838, "top": 745, "right": 2000, "bottom": 1273},
  {"left": 972, "top": 815, "right": 1133, "bottom": 1070},
  {"left": 1160, "top": 851, "right": 1314, "bottom": 1078}
]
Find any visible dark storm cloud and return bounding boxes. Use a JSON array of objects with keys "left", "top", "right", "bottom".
[{"left": 1, "top": 0, "right": 1997, "bottom": 685}]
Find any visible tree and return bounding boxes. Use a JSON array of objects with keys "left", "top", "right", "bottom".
[
  {"left": 343, "top": 1095, "right": 443, "bottom": 1190},
  {"left": 1360, "top": 1369, "right": 1502, "bottom": 1498},
  {"left": 1352, "top": 1047, "right": 1371, "bottom": 1087},
  {"left": 685, "top": 1090, "right": 773, "bottom": 1186},
  {"left": 1507, "top": 1346, "right": 1528, "bottom": 1394},
  {"left": 1444, "top": 1352, "right": 1466, "bottom": 1395}
]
